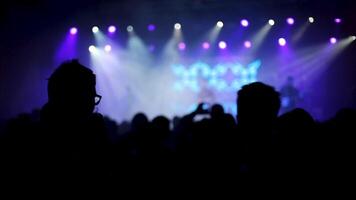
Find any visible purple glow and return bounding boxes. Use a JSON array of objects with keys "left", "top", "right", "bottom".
[
  {"left": 278, "top": 38, "right": 287, "bottom": 46},
  {"left": 178, "top": 42, "right": 186, "bottom": 50},
  {"left": 108, "top": 26, "right": 116, "bottom": 33},
  {"left": 330, "top": 37, "right": 337, "bottom": 44},
  {"left": 148, "top": 24, "right": 156, "bottom": 31},
  {"left": 218, "top": 41, "right": 227, "bottom": 49},
  {"left": 70, "top": 27, "right": 78, "bottom": 35},
  {"left": 335, "top": 18, "right": 342, "bottom": 23},
  {"left": 287, "top": 18, "right": 295, "bottom": 25},
  {"left": 202, "top": 42, "right": 210, "bottom": 49},
  {"left": 244, "top": 41, "right": 252, "bottom": 48},
  {"left": 241, "top": 19, "right": 249, "bottom": 27}
]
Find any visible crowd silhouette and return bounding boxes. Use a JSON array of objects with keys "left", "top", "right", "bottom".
[{"left": 0, "top": 60, "right": 355, "bottom": 193}]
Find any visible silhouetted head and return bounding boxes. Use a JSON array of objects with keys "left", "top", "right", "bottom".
[
  {"left": 47, "top": 60, "right": 99, "bottom": 119},
  {"left": 151, "top": 116, "right": 170, "bottom": 139},
  {"left": 131, "top": 113, "right": 149, "bottom": 132},
  {"left": 211, "top": 104, "right": 225, "bottom": 119},
  {"left": 237, "top": 82, "right": 281, "bottom": 127},
  {"left": 278, "top": 108, "right": 315, "bottom": 131}
]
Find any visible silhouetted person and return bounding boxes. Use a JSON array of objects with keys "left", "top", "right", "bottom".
[
  {"left": 237, "top": 82, "right": 281, "bottom": 183},
  {"left": 39, "top": 60, "right": 110, "bottom": 183}
]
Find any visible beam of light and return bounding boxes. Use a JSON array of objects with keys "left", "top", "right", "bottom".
[
  {"left": 292, "top": 21, "right": 311, "bottom": 43},
  {"left": 55, "top": 29, "right": 78, "bottom": 65},
  {"left": 249, "top": 22, "right": 272, "bottom": 54},
  {"left": 216, "top": 21, "right": 224, "bottom": 28}
]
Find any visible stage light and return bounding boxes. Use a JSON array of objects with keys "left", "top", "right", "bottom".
[
  {"left": 178, "top": 42, "right": 186, "bottom": 50},
  {"left": 330, "top": 37, "right": 337, "bottom": 44},
  {"left": 278, "top": 38, "right": 286, "bottom": 46},
  {"left": 108, "top": 25, "right": 116, "bottom": 33},
  {"left": 202, "top": 42, "right": 210, "bottom": 49},
  {"left": 216, "top": 21, "right": 224, "bottom": 28},
  {"left": 127, "top": 25, "right": 133, "bottom": 32},
  {"left": 351, "top": 36, "right": 356, "bottom": 41},
  {"left": 218, "top": 41, "right": 227, "bottom": 49},
  {"left": 69, "top": 27, "right": 78, "bottom": 35},
  {"left": 148, "top": 24, "right": 156, "bottom": 31},
  {"left": 104, "top": 45, "right": 112, "bottom": 52},
  {"left": 287, "top": 18, "right": 295, "bottom": 25},
  {"left": 244, "top": 41, "right": 252, "bottom": 48},
  {"left": 174, "top": 23, "right": 181, "bottom": 30},
  {"left": 309, "top": 17, "right": 314, "bottom": 23},
  {"left": 241, "top": 19, "right": 249, "bottom": 27},
  {"left": 92, "top": 26, "right": 99, "bottom": 33},
  {"left": 268, "top": 19, "right": 275, "bottom": 26},
  {"left": 88, "top": 45, "right": 96, "bottom": 53},
  {"left": 335, "top": 18, "right": 342, "bottom": 24}
]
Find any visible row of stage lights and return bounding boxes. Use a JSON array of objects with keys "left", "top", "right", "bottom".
[
  {"left": 69, "top": 17, "right": 344, "bottom": 35},
  {"left": 68, "top": 17, "right": 354, "bottom": 53},
  {"left": 88, "top": 35, "right": 356, "bottom": 53}
]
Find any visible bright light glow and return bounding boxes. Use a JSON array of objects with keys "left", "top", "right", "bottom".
[
  {"left": 268, "top": 19, "right": 275, "bottom": 26},
  {"left": 174, "top": 23, "right": 181, "bottom": 30},
  {"left": 216, "top": 21, "right": 224, "bottom": 28},
  {"left": 178, "top": 42, "right": 186, "bottom": 50},
  {"left": 202, "top": 42, "right": 210, "bottom": 49},
  {"left": 287, "top": 18, "right": 295, "bottom": 25},
  {"left": 244, "top": 41, "right": 252, "bottom": 48},
  {"left": 351, "top": 36, "right": 356, "bottom": 41},
  {"left": 218, "top": 41, "right": 227, "bottom": 49},
  {"left": 104, "top": 45, "right": 112, "bottom": 52},
  {"left": 88, "top": 45, "right": 96, "bottom": 53},
  {"left": 108, "top": 26, "right": 116, "bottom": 33},
  {"left": 92, "top": 26, "right": 99, "bottom": 33},
  {"left": 309, "top": 17, "right": 314, "bottom": 23},
  {"left": 335, "top": 18, "right": 342, "bottom": 23},
  {"left": 241, "top": 19, "right": 249, "bottom": 27},
  {"left": 278, "top": 38, "right": 287, "bottom": 46},
  {"left": 70, "top": 27, "right": 77, "bottom": 35},
  {"left": 330, "top": 37, "right": 337, "bottom": 44},
  {"left": 148, "top": 24, "right": 156, "bottom": 31},
  {"left": 127, "top": 25, "right": 133, "bottom": 32}
]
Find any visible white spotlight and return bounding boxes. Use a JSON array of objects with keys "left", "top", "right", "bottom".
[
  {"left": 88, "top": 45, "right": 96, "bottom": 53},
  {"left": 216, "top": 21, "right": 224, "bottom": 28},
  {"left": 351, "top": 36, "right": 356, "bottom": 41},
  {"left": 268, "top": 19, "right": 275, "bottom": 26},
  {"left": 127, "top": 25, "right": 133, "bottom": 32},
  {"left": 104, "top": 45, "right": 112, "bottom": 52},
  {"left": 92, "top": 26, "right": 99, "bottom": 33},
  {"left": 174, "top": 23, "right": 181, "bottom": 30},
  {"left": 309, "top": 17, "right": 315, "bottom": 23}
]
